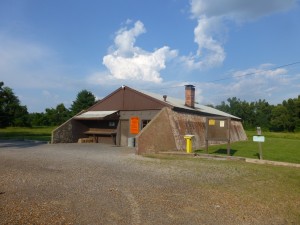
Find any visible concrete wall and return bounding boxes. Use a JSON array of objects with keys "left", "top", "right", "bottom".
[
  {"left": 52, "top": 119, "right": 88, "bottom": 143},
  {"left": 118, "top": 110, "right": 160, "bottom": 146},
  {"left": 136, "top": 107, "right": 247, "bottom": 154},
  {"left": 168, "top": 109, "right": 206, "bottom": 151},
  {"left": 230, "top": 120, "right": 248, "bottom": 142},
  {"left": 136, "top": 108, "right": 177, "bottom": 154}
]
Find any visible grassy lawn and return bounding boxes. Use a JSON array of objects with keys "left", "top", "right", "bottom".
[
  {"left": 0, "top": 127, "right": 55, "bottom": 142},
  {"left": 196, "top": 131, "right": 300, "bottom": 164},
  {"left": 143, "top": 153, "right": 300, "bottom": 224}
]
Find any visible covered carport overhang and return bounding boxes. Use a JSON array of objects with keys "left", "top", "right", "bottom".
[
  {"left": 73, "top": 110, "right": 119, "bottom": 120},
  {"left": 73, "top": 111, "right": 120, "bottom": 144}
]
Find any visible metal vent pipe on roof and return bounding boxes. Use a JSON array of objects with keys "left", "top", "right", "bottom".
[{"left": 163, "top": 95, "right": 167, "bottom": 101}]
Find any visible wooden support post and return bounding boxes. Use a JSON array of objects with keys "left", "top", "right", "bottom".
[
  {"left": 257, "top": 127, "right": 263, "bottom": 160},
  {"left": 258, "top": 142, "right": 263, "bottom": 160},
  {"left": 227, "top": 118, "right": 231, "bottom": 156},
  {"left": 227, "top": 141, "right": 230, "bottom": 156}
]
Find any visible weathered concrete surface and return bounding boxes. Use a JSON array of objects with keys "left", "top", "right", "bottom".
[
  {"left": 246, "top": 158, "right": 300, "bottom": 168},
  {"left": 136, "top": 108, "right": 177, "bottom": 154},
  {"left": 159, "top": 152, "right": 300, "bottom": 168},
  {"left": 52, "top": 118, "right": 88, "bottom": 143},
  {"left": 137, "top": 107, "right": 247, "bottom": 154}
]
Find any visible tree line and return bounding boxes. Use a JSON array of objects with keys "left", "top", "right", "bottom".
[
  {"left": 215, "top": 96, "right": 300, "bottom": 132},
  {"left": 0, "top": 82, "right": 96, "bottom": 128},
  {"left": 1, "top": 81, "right": 299, "bottom": 132}
]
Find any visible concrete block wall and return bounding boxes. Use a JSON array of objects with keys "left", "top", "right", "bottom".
[
  {"left": 136, "top": 108, "right": 177, "bottom": 154},
  {"left": 52, "top": 119, "right": 88, "bottom": 143},
  {"left": 230, "top": 120, "right": 248, "bottom": 142},
  {"left": 168, "top": 109, "right": 206, "bottom": 150},
  {"left": 136, "top": 107, "right": 247, "bottom": 154}
]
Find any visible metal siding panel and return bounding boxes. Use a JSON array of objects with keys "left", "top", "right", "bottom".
[
  {"left": 89, "top": 90, "right": 124, "bottom": 111},
  {"left": 89, "top": 87, "right": 168, "bottom": 111}
]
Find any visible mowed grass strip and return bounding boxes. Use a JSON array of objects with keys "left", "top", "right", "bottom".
[
  {"left": 196, "top": 131, "right": 300, "bottom": 164},
  {"left": 0, "top": 127, "right": 55, "bottom": 142},
  {"left": 144, "top": 154, "right": 300, "bottom": 224}
]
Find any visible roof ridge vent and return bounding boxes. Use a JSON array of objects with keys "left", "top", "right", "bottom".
[{"left": 163, "top": 95, "right": 167, "bottom": 101}]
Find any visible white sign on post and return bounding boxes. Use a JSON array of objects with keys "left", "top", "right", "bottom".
[{"left": 253, "top": 136, "right": 265, "bottom": 142}]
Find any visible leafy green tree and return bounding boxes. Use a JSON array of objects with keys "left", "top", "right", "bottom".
[
  {"left": 44, "top": 103, "right": 70, "bottom": 126},
  {"left": 29, "top": 112, "right": 48, "bottom": 127},
  {"left": 282, "top": 97, "right": 300, "bottom": 132},
  {"left": 270, "top": 105, "right": 289, "bottom": 131},
  {"left": 215, "top": 100, "right": 230, "bottom": 114},
  {"left": 0, "top": 82, "right": 29, "bottom": 127},
  {"left": 12, "top": 105, "right": 30, "bottom": 127},
  {"left": 214, "top": 95, "right": 299, "bottom": 132},
  {"left": 70, "top": 90, "right": 96, "bottom": 116},
  {"left": 253, "top": 99, "right": 273, "bottom": 129},
  {"left": 295, "top": 95, "right": 300, "bottom": 131},
  {"left": 55, "top": 103, "right": 70, "bottom": 124},
  {"left": 215, "top": 97, "right": 255, "bottom": 129}
]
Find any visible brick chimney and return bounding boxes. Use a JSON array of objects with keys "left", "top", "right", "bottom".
[{"left": 185, "top": 85, "right": 195, "bottom": 108}]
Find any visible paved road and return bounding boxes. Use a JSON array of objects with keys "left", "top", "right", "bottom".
[{"left": 0, "top": 141, "right": 296, "bottom": 224}]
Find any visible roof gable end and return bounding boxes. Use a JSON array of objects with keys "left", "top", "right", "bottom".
[{"left": 88, "top": 86, "right": 171, "bottom": 111}]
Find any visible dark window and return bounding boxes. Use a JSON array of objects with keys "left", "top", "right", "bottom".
[
  {"left": 141, "top": 120, "right": 151, "bottom": 129},
  {"left": 109, "top": 121, "right": 116, "bottom": 127}
]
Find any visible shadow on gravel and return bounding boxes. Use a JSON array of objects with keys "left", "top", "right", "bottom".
[{"left": 0, "top": 140, "right": 47, "bottom": 149}]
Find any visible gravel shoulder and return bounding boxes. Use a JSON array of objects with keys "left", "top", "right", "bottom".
[{"left": 0, "top": 141, "right": 299, "bottom": 224}]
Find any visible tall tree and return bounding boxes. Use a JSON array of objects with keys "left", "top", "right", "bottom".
[
  {"left": 215, "top": 97, "right": 255, "bottom": 129},
  {"left": 44, "top": 103, "right": 70, "bottom": 126},
  {"left": 29, "top": 112, "right": 48, "bottom": 127},
  {"left": 70, "top": 90, "right": 96, "bottom": 116},
  {"left": 270, "top": 105, "right": 289, "bottom": 131},
  {"left": 295, "top": 95, "right": 300, "bottom": 131},
  {"left": 253, "top": 99, "right": 273, "bottom": 129},
  {"left": 0, "top": 82, "right": 29, "bottom": 127}
]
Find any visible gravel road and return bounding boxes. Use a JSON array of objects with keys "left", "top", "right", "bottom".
[{"left": 0, "top": 141, "right": 298, "bottom": 224}]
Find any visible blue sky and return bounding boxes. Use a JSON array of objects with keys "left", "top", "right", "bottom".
[{"left": 1, "top": 0, "right": 300, "bottom": 112}]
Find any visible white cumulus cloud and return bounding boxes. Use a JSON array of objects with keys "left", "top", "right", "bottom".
[
  {"left": 102, "top": 20, "right": 178, "bottom": 83},
  {"left": 196, "top": 64, "right": 298, "bottom": 105},
  {"left": 190, "top": 0, "right": 296, "bottom": 21},
  {"left": 185, "top": 0, "right": 296, "bottom": 70},
  {"left": 181, "top": 15, "right": 225, "bottom": 70}
]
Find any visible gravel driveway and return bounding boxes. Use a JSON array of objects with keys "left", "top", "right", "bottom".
[{"left": 0, "top": 141, "right": 299, "bottom": 225}]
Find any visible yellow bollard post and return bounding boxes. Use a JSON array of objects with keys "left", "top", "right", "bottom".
[{"left": 184, "top": 135, "right": 194, "bottom": 153}]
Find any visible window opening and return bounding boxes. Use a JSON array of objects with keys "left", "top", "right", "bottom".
[{"left": 141, "top": 120, "right": 151, "bottom": 129}]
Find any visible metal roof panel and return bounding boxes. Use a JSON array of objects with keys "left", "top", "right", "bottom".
[
  {"left": 137, "top": 89, "right": 240, "bottom": 120},
  {"left": 74, "top": 110, "right": 118, "bottom": 119}
]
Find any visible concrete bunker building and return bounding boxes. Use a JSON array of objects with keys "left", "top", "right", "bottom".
[{"left": 52, "top": 85, "right": 247, "bottom": 154}]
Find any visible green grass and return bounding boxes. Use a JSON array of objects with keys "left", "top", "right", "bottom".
[
  {"left": 246, "top": 130, "right": 300, "bottom": 139},
  {"left": 141, "top": 154, "right": 300, "bottom": 223},
  {"left": 196, "top": 131, "right": 300, "bottom": 164},
  {"left": 0, "top": 127, "right": 55, "bottom": 142},
  {"left": 1, "top": 127, "right": 299, "bottom": 164}
]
